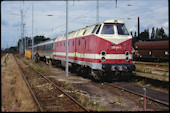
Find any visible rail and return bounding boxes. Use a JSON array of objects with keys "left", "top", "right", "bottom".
[
  {"left": 105, "top": 82, "right": 169, "bottom": 106},
  {"left": 15, "top": 55, "right": 89, "bottom": 112}
]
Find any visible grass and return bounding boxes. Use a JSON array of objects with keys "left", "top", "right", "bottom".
[
  {"left": 32, "top": 63, "right": 51, "bottom": 77},
  {"left": 135, "top": 68, "right": 152, "bottom": 74},
  {"left": 72, "top": 88, "right": 107, "bottom": 111},
  {"left": 97, "top": 107, "right": 108, "bottom": 111},
  {"left": 65, "top": 85, "right": 71, "bottom": 92},
  {"left": 135, "top": 68, "right": 143, "bottom": 73},
  {"left": 80, "top": 95, "right": 85, "bottom": 105},
  {"left": 7, "top": 98, "right": 13, "bottom": 106},
  {"left": 33, "top": 65, "right": 42, "bottom": 71},
  {"left": 115, "top": 98, "right": 124, "bottom": 104},
  {"left": 162, "top": 72, "right": 167, "bottom": 77}
]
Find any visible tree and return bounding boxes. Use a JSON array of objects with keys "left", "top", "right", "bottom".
[
  {"left": 33, "top": 35, "right": 51, "bottom": 44},
  {"left": 151, "top": 27, "right": 155, "bottom": 39},
  {"left": 155, "top": 27, "right": 168, "bottom": 39},
  {"left": 130, "top": 31, "right": 133, "bottom": 37},
  {"left": 17, "top": 35, "right": 51, "bottom": 50},
  {"left": 134, "top": 31, "right": 137, "bottom": 37},
  {"left": 155, "top": 27, "right": 159, "bottom": 39},
  {"left": 132, "top": 31, "right": 138, "bottom": 47},
  {"left": 139, "top": 29, "right": 149, "bottom": 41}
]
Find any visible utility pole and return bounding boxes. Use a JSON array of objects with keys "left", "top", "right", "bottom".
[
  {"left": 20, "top": 10, "right": 24, "bottom": 54},
  {"left": 66, "top": 0, "right": 69, "bottom": 77},
  {"left": 24, "top": 23, "right": 26, "bottom": 53},
  {"left": 115, "top": 0, "right": 117, "bottom": 8},
  {"left": 96, "top": 0, "right": 99, "bottom": 23},
  {"left": 23, "top": 1, "right": 25, "bottom": 54},
  {"left": 32, "top": 3, "right": 34, "bottom": 59},
  {"left": 138, "top": 17, "right": 140, "bottom": 40}
]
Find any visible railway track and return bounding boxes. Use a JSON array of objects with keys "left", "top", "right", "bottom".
[
  {"left": 133, "top": 61, "right": 169, "bottom": 67},
  {"left": 16, "top": 55, "right": 169, "bottom": 108},
  {"left": 1, "top": 53, "right": 9, "bottom": 65},
  {"left": 104, "top": 82, "right": 169, "bottom": 106},
  {"left": 14, "top": 55, "right": 89, "bottom": 112}
]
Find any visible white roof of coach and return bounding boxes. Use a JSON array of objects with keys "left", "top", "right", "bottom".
[{"left": 33, "top": 39, "right": 54, "bottom": 47}]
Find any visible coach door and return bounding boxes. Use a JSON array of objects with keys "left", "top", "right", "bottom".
[
  {"left": 74, "top": 38, "right": 77, "bottom": 61},
  {"left": 81, "top": 38, "right": 86, "bottom": 61}
]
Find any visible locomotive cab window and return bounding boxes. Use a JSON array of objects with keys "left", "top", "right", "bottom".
[
  {"left": 92, "top": 25, "right": 98, "bottom": 33},
  {"left": 116, "top": 24, "right": 129, "bottom": 35},
  {"left": 96, "top": 24, "right": 101, "bottom": 34},
  {"left": 101, "top": 23, "right": 114, "bottom": 34}
]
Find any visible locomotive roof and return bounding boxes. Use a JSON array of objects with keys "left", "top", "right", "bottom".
[
  {"left": 54, "top": 19, "right": 124, "bottom": 41},
  {"left": 103, "top": 19, "right": 124, "bottom": 24}
]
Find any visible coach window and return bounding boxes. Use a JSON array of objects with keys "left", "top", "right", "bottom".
[
  {"left": 64, "top": 42, "right": 65, "bottom": 47},
  {"left": 60, "top": 43, "right": 62, "bottom": 47},
  {"left": 83, "top": 30, "right": 86, "bottom": 35},
  {"left": 96, "top": 24, "right": 101, "bottom": 34},
  {"left": 73, "top": 40, "right": 74, "bottom": 46},
  {"left": 79, "top": 39, "right": 80, "bottom": 46},
  {"left": 57, "top": 43, "right": 58, "bottom": 47}
]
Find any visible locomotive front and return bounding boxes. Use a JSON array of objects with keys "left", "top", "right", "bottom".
[{"left": 93, "top": 19, "right": 135, "bottom": 76}]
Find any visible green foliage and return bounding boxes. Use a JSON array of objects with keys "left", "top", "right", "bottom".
[
  {"left": 139, "top": 29, "right": 149, "bottom": 41},
  {"left": 17, "top": 35, "right": 50, "bottom": 49},
  {"left": 34, "top": 35, "right": 51, "bottom": 44},
  {"left": 132, "top": 27, "right": 168, "bottom": 43}
]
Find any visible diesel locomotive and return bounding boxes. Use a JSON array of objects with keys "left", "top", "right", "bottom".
[{"left": 33, "top": 19, "right": 136, "bottom": 80}]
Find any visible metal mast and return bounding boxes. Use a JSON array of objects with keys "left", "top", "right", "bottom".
[
  {"left": 20, "top": 10, "right": 24, "bottom": 54},
  {"left": 66, "top": 0, "right": 69, "bottom": 77},
  {"left": 23, "top": 1, "right": 25, "bottom": 54},
  {"left": 24, "top": 23, "right": 26, "bottom": 52},
  {"left": 96, "top": 0, "right": 99, "bottom": 23},
  {"left": 138, "top": 17, "right": 140, "bottom": 40},
  {"left": 32, "top": 3, "right": 34, "bottom": 59}
]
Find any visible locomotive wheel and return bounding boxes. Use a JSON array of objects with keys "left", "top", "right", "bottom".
[
  {"left": 45, "top": 58, "right": 49, "bottom": 65},
  {"left": 48, "top": 60, "right": 52, "bottom": 66},
  {"left": 91, "top": 70, "right": 101, "bottom": 81},
  {"left": 35, "top": 54, "right": 40, "bottom": 63}
]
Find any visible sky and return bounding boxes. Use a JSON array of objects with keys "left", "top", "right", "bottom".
[{"left": 1, "top": 0, "right": 169, "bottom": 49}]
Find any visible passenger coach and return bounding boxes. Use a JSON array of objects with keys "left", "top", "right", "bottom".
[{"left": 33, "top": 39, "right": 54, "bottom": 64}]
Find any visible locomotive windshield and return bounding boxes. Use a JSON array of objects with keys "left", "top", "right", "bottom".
[
  {"left": 116, "top": 24, "right": 129, "bottom": 35},
  {"left": 101, "top": 23, "right": 114, "bottom": 34}
]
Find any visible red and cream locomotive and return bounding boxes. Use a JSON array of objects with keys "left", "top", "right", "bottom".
[{"left": 52, "top": 19, "right": 135, "bottom": 80}]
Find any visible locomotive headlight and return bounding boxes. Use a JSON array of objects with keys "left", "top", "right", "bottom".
[
  {"left": 125, "top": 57, "right": 129, "bottom": 62},
  {"left": 101, "top": 51, "right": 106, "bottom": 56},
  {"left": 125, "top": 51, "right": 129, "bottom": 56},
  {"left": 101, "top": 57, "right": 106, "bottom": 62}
]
